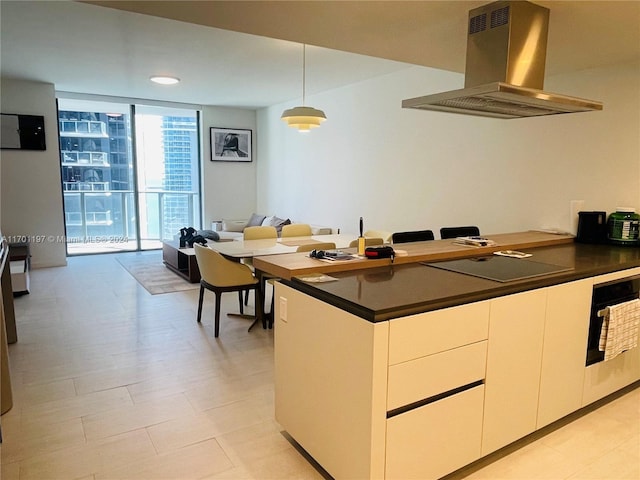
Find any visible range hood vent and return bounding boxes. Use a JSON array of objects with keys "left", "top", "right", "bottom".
[{"left": 402, "top": 1, "right": 603, "bottom": 119}]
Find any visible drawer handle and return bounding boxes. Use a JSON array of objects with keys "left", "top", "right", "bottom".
[{"left": 387, "top": 380, "right": 484, "bottom": 419}]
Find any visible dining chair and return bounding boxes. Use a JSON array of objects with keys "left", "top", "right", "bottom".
[
  {"left": 391, "top": 230, "right": 435, "bottom": 244},
  {"left": 281, "top": 223, "right": 312, "bottom": 237},
  {"left": 440, "top": 226, "right": 480, "bottom": 239},
  {"left": 363, "top": 230, "right": 392, "bottom": 243},
  {"left": 243, "top": 225, "right": 278, "bottom": 240},
  {"left": 242, "top": 225, "right": 278, "bottom": 305},
  {"left": 263, "top": 241, "right": 339, "bottom": 321},
  {"left": 349, "top": 237, "right": 384, "bottom": 248},
  {"left": 193, "top": 244, "right": 263, "bottom": 337}
]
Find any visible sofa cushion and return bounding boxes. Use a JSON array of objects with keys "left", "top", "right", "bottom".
[
  {"left": 247, "top": 213, "right": 267, "bottom": 227},
  {"left": 217, "top": 231, "right": 243, "bottom": 241},
  {"left": 222, "top": 219, "right": 247, "bottom": 232}
]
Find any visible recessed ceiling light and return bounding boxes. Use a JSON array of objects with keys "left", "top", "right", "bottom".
[{"left": 150, "top": 75, "right": 180, "bottom": 85}]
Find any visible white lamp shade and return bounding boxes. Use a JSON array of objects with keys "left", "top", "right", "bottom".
[{"left": 281, "top": 106, "right": 327, "bottom": 132}]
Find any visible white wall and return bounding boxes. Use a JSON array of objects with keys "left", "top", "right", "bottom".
[
  {"left": 2, "top": 62, "right": 636, "bottom": 262},
  {"left": 0, "top": 86, "right": 257, "bottom": 263},
  {"left": 257, "top": 61, "right": 640, "bottom": 237},
  {"left": 201, "top": 106, "right": 257, "bottom": 226},
  {"left": 0, "top": 79, "right": 66, "bottom": 267}
]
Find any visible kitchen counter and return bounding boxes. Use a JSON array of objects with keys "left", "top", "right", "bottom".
[
  {"left": 254, "top": 230, "right": 574, "bottom": 280},
  {"left": 283, "top": 242, "right": 640, "bottom": 322},
  {"left": 275, "top": 240, "right": 640, "bottom": 479}
]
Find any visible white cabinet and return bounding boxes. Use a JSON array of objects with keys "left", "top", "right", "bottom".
[
  {"left": 386, "top": 385, "right": 485, "bottom": 480},
  {"left": 385, "top": 301, "right": 490, "bottom": 479},
  {"left": 274, "top": 283, "right": 389, "bottom": 480},
  {"left": 482, "top": 289, "right": 547, "bottom": 455},
  {"left": 275, "top": 268, "right": 639, "bottom": 480},
  {"left": 537, "top": 279, "right": 592, "bottom": 428},
  {"left": 388, "top": 301, "right": 490, "bottom": 365},
  {"left": 275, "top": 284, "right": 491, "bottom": 480},
  {"left": 387, "top": 341, "right": 487, "bottom": 411}
]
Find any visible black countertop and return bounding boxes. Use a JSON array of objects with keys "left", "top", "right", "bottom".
[{"left": 283, "top": 243, "right": 640, "bottom": 322}]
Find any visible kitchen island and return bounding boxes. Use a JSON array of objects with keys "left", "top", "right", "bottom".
[{"left": 273, "top": 241, "right": 640, "bottom": 479}]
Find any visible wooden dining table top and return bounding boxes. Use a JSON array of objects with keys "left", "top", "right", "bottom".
[
  {"left": 251, "top": 231, "right": 576, "bottom": 280},
  {"left": 206, "top": 233, "right": 358, "bottom": 259}
]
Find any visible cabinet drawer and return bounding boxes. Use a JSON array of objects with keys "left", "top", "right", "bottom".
[
  {"left": 386, "top": 384, "right": 484, "bottom": 480},
  {"left": 388, "top": 300, "right": 490, "bottom": 365},
  {"left": 387, "top": 340, "right": 487, "bottom": 411}
]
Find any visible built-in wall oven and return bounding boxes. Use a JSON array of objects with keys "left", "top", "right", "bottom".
[{"left": 586, "top": 274, "right": 640, "bottom": 366}]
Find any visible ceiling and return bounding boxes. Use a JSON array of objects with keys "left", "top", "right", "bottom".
[{"left": 1, "top": 1, "right": 639, "bottom": 109}]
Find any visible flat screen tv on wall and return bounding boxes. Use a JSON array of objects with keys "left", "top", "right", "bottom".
[{"left": 1, "top": 113, "right": 46, "bottom": 150}]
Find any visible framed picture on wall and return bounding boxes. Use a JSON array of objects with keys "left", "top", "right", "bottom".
[{"left": 210, "top": 127, "right": 252, "bottom": 162}]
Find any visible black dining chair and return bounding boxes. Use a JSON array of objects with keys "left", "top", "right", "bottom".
[
  {"left": 391, "top": 230, "right": 435, "bottom": 244},
  {"left": 440, "top": 226, "right": 480, "bottom": 239}
]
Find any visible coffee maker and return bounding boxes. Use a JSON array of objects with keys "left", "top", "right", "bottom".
[{"left": 575, "top": 211, "right": 608, "bottom": 244}]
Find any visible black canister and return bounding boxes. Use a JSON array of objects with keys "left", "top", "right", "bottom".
[{"left": 576, "top": 211, "right": 608, "bottom": 244}]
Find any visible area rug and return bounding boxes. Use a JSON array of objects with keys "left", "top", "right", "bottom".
[{"left": 116, "top": 253, "right": 200, "bottom": 295}]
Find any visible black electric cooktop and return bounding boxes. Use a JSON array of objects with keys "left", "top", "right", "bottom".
[{"left": 426, "top": 255, "right": 573, "bottom": 283}]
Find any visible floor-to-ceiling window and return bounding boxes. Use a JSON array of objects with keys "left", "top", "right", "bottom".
[
  {"left": 135, "top": 106, "right": 200, "bottom": 248},
  {"left": 58, "top": 99, "right": 201, "bottom": 255}
]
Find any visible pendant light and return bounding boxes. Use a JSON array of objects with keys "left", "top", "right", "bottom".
[{"left": 281, "top": 44, "right": 326, "bottom": 132}]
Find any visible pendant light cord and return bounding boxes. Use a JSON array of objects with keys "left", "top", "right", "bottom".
[
  {"left": 302, "top": 44, "right": 306, "bottom": 106},
  {"left": 280, "top": 43, "right": 326, "bottom": 131}
]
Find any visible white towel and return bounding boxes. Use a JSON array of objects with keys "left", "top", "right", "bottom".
[{"left": 599, "top": 298, "right": 640, "bottom": 361}]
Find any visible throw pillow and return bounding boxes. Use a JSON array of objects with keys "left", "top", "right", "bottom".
[
  {"left": 261, "top": 215, "right": 290, "bottom": 235},
  {"left": 276, "top": 218, "right": 292, "bottom": 235},
  {"left": 261, "top": 215, "right": 275, "bottom": 226},
  {"left": 273, "top": 217, "right": 291, "bottom": 235},
  {"left": 247, "top": 213, "right": 266, "bottom": 227},
  {"left": 271, "top": 217, "right": 291, "bottom": 227}
]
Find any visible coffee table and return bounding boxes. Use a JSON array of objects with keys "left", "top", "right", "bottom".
[{"left": 162, "top": 241, "right": 200, "bottom": 283}]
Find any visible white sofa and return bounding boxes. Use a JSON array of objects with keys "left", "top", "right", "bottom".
[{"left": 215, "top": 214, "right": 334, "bottom": 241}]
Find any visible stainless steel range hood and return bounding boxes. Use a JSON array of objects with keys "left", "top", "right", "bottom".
[{"left": 402, "top": 1, "right": 603, "bottom": 119}]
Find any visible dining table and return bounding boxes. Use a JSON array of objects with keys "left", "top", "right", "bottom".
[
  {"left": 206, "top": 233, "right": 357, "bottom": 259},
  {"left": 206, "top": 233, "right": 359, "bottom": 327}
]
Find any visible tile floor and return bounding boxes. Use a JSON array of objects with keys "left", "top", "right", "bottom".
[{"left": 1, "top": 251, "right": 638, "bottom": 480}]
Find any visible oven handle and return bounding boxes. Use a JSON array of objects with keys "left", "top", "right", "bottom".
[{"left": 597, "top": 294, "right": 640, "bottom": 317}]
